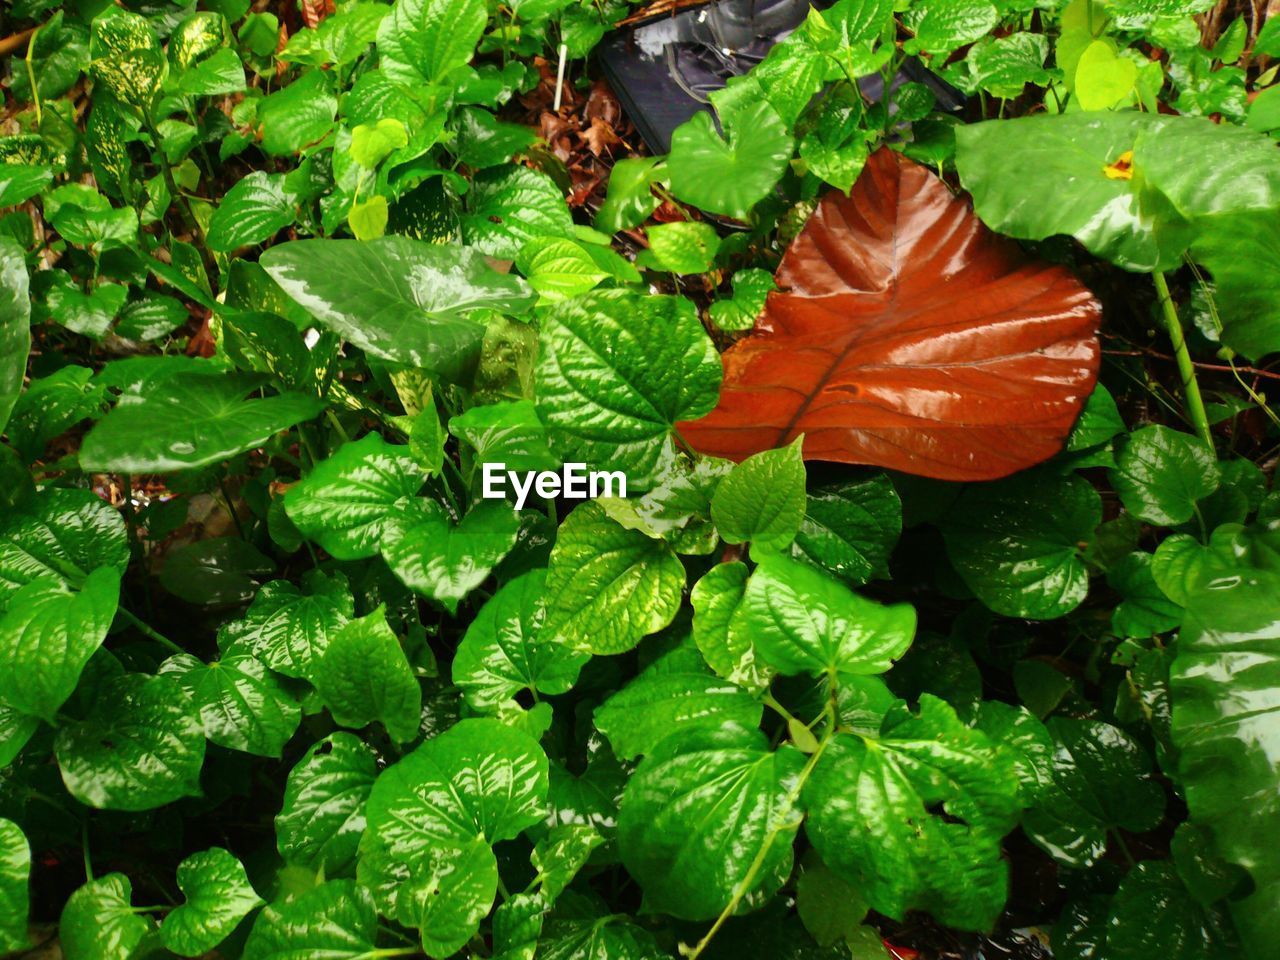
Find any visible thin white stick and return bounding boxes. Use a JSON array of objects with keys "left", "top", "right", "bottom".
[{"left": 553, "top": 42, "right": 568, "bottom": 111}]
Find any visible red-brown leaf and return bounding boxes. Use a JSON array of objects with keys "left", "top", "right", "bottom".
[{"left": 678, "top": 148, "right": 1102, "bottom": 481}]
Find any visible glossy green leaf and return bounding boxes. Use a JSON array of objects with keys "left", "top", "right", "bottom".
[
  {"left": 242, "top": 880, "right": 377, "bottom": 960},
  {"left": 218, "top": 571, "right": 354, "bottom": 679},
  {"left": 903, "top": 0, "right": 998, "bottom": 56},
  {"left": 1171, "top": 570, "right": 1280, "bottom": 951},
  {"left": 159, "top": 653, "right": 301, "bottom": 758},
  {"left": 594, "top": 641, "right": 762, "bottom": 759},
  {"left": 313, "top": 607, "right": 421, "bottom": 742},
  {"left": 159, "top": 537, "right": 274, "bottom": 606},
  {"left": 791, "top": 475, "right": 901, "bottom": 585},
  {"left": 452, "top": 570, "right": 588, "bottom": 711},
  {"left": 377, "top": 0, "right": 486, "bottom": 84},
  {"left": 161, "top": 848, "right": 263, "bottom": 957},
  {"left": 515, "top": 237, "right": 609, "bottom": 302},
  {"left": 207, "top": 172, "right": 297, "bottom": 252},
  {"left": 79, "top": 368, "right": 322, "bottom": 473},
  {"left": 667, "top": 103, "right": 793, "bottom": 220},
  {"left": 0, "top": 488, "right": 128, "bottom": 605},
  {"left": 284, "top": 435, "right": 427, "bottom": 561},
  {"left": 462, "top": 164, "right": 575, "bottom": 260},
  {"left": 276, "top": 732, "right": 377, "bottom": 877},
  {"left": 55, "top": 673, "right": 205, "bottom": 811},
  {"left": 535, "top": 291, "right": 720, "bottom": 489},
  {"left": 1108, "top": 551, "right": 1182, "bottom": 638},
  {"left": 732, "top": 554, "right": 916, "bottom": 679},
  {"left": 644, "top": 222, "right": 721, "bottom": 275},
  {"left": 1022, "top": 718, "right": 1165, "bottom": 868},
  {"left": 0, "top": 567, "right": 121, "bottom": 723},
  {"left": 943, "top": 471, "right": 1101, "bottom": 619},
  {"left": 257, "top": 71, "right": 337, "bottom": 156},
  {"left": 1096, "top": 861, "right": 1241, "bottom": 960},
  {"left": 380, "top": 499, "right": 520, "bottom": 613},
  {"left": 362, "top": 717, "right": 547, "bottom": 851},
  {"left": 618, "top": 724, "right": 806, "bottom": 920},
  {"left": 1110, "top": 425, "right": 1219, "bottom": 525},
  {"left": 595, "top": 157, "right": 663, "bottom": 234},
  {"left": 533, "top": 824, "right": 603, "bottom": 902},
  {"left": 543, "top": 501, "right": 685, "bottom": 654},
  {"left": 795, "top": 854, "right": 869, "bottom": 949},
  {"left": 1074, "top": 40, "right": 1137, "bottom": 110},
  {"left": 1191, "top": 209, "right": 1280, "bottom": 360},
  {"left": 804, "top": 696, "right": 1021, "bottom": 930},
  {"left": 59, "top": 874, "right": 152, "bottom": 960},
  {"left": 0, "top": 239, "right": 30, "bottom": 439},
  {"left": 450, "top": 400, "right": 560, "bottom": 474},
  {"left": 262, "top": 237, "right": 533, "bottom": 376},
  {"left": 691, "top": 561, "right": 771, "bottom": 690},
  {"left": 0, "top": 819, "right": 29, "bottom": 954},
  {"left": 710, "top": 436, "right": 806, "bottom": 552},
  {"left": 708, "top": 267, "right": 775, "bottom": 332}
]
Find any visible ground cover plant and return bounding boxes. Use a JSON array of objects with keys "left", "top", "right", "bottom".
[{"left": 0, "top": 0, "right": 1278, "bottom": 956}]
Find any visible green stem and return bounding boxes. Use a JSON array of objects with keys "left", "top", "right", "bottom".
[
  {"left": 219, "top": 477, "right": 247, "bottom": 540},
  {"left": 143, "top": 108, "right": 218, "bottom": 288},
  {"left": 325, "top": 409, "right": 352, "bottom": 444},
  {"left": 25, "top": 25, "right": 42, "bottom": 127},
  {"left": 1152, "top": 271, "right": 1212, "bottom": 447},
  {"left": 118, "top": 607, "right": 184, "bottom": 655}
]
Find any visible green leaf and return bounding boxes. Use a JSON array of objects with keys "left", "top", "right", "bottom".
[
  {"left": 594, "top": 641, "right": 762, "bottom": 759},
  {"left": 732, "top": 554, "right": 916, "bottom": 679},
  {"left": 0, "top": 239, "right": 30, "bottom": 439},
  {"left": 710, "top": 436, "right": 806, "bottom": 552},
  {"left": 1099, "top": 861, "right": 1241, "bottom": 960},
  {"left": 618, "top": 724, "right": 806, "bottom": 920},
  {"left": 795, "top": 854, "right": 869, "bottom": 949},
  {"left": 1074, "top": 40, "right": 1138, "bottom": 110},
  {"left": 159, "top": 653, "right": 302, "bottom": 757},
  {"left": 452, "top": 569, "right": 588, "bottom": 711},
  {"left": 533, "top": 824, "right": 603, "bottom": 902},
  {"left": 47, "top": 277, "right": 128, "bottom": 339},
  {"left": 708, "top": 267, "right": 775, "bottom": 332},
  {"left": 377, "top": 0, "right": 486, "bottom": 85},
  {"left": 262, "top": 237, "right": 533, "bottom": 377},
  {"left": 1108, "top": 552, "right": 1182, "bottom": 638},
  {"left": 595, "top": 157, "right": 663, "bottom": 234},
  {"left": 955, "top": 112, "right": 1184, "bottom": 271},
  {"left": 791, "top": 474, "right": 901, "bottom": 585},
  {"left": 535, "top": 291, "right": 720, "bottom": 489},
  {"left": 462, "top": 165, "right": 575, "bottom": 259},
  {"left": 515, "top": 237, "right": 609, "bottom": 302},
  {"left": 599, "top": 456, "right": 731, "bottom": 556},
  {"left": 691, "top": 561, "right": 771, "bottom": 690},
  {"left": 207, "top": 172, "right": 297, "bottom": 252},
  {"left": 380, "top": 499, "right": 520, "bottom": 613},
  {"left": 176, "top": 47, "right": 246, "bottom": 96},
  {"left": 1171, "top": 570, "right": 1280, "bottom": 952},
  {"left": 161, "top": 848, "right": 263, "bottom": 957},
  {"left": 943, "top": 471, "right": 1101, "bottom": 620},
  {"left": 218, "top": 571, "right": 354, "bottom": 679},
  {"left": 276, "top": 732, "right": 377, "bottom": 877},
  {"left": 243, "top": 880, "right": 377, "bottom": 960},
  {"left": 667, "top": 103, "right": 793, "bottom": 220},
  {"left": 903, "top": 0, "right": 998, "bottom": 56},
  {"left": 1022, "top": 718, "right": 1165, "bottom": 868},
  {"left": 0, "top": 567, "right": 121, "bottom": 723},
  {"left": 89, "top": 11, "right": 165, "bottom": 107},
  {"left": 0, "top": 820, "right": 29, "bottom": 954},
  {"left": 543, "top": 501, "right": 685, "bottom": 655},
  {"left": 644, "top": 222, "right": 721, "bottom": 275},
  {"left": 1066, "top": 383, "right": 1125, "bottom": 453},
  {"left": 79, "top": 368, "right": 322, "bottom": 473},
  {"left": 60, "top": 874, "right": 152, "bottom": 960},
  {"left": 257, "top": 71, "right": 337, "bottom": 156},
  {"left": 159, "top": 537, "right": 274, "bottom": 606},
  {"left": 348, "top": 196, "right": 389, "bottom": 241},
  {"left": 966, "top": 32, "right": 1055, "bottom": 99},
  {"left": 360, "top": 832, "right": 497, "bottom": 955},
  {"left": 284, "top": 435, "right": 427, "bottom": 560},
  {"left": 1110, "top": 425, "right": 1219, "bottom": 525},
  {"left": 1190, "top": 209, "right": 1280, "bottom": 360},
  {"left": 55, "top": 673, "right": 205, "bottom": 811},
  {"left": 804, "top": 696, "right": 1021, "bottom": 930},
  {"left": 313, "top": 607, "right": 422, "bottom": 742},
  {"left": 0, "top": 165, "right": 53, "bottom": 209},
  {"left": 0, "top": 489, "right": 128, "bottom": 606},
  {"left": 450, "top": 400, "right": 560, "bottom": 474},
  {"left": 365, "top": 716, "right": 547, "bottom": 842}
]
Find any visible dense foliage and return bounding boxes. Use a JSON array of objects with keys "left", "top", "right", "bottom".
[{"left": 0, "top": 0, "right": 1278, "bottom": 957}]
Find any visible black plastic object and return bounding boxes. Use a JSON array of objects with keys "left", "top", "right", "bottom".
[{"left": 596, "top": 0, "right": 965, "bottom": 154}]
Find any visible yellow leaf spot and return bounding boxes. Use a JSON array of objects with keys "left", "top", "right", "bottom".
[{"left": 1104, "top": 150, "right": 1135, "bottom": 180}]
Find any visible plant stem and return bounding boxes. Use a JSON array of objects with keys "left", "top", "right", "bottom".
[
  {"left": 117, "top": 607, "right": 184, "bottom": 655},
  {"left": 25, "top": 24, "right": 42, "bottom": 126},
  {"left": 143, "top": 108, "right": 219, "bottom": 287},
  {"left": 1152, "top": 271, "right": 1212, "bottom": 447}
]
